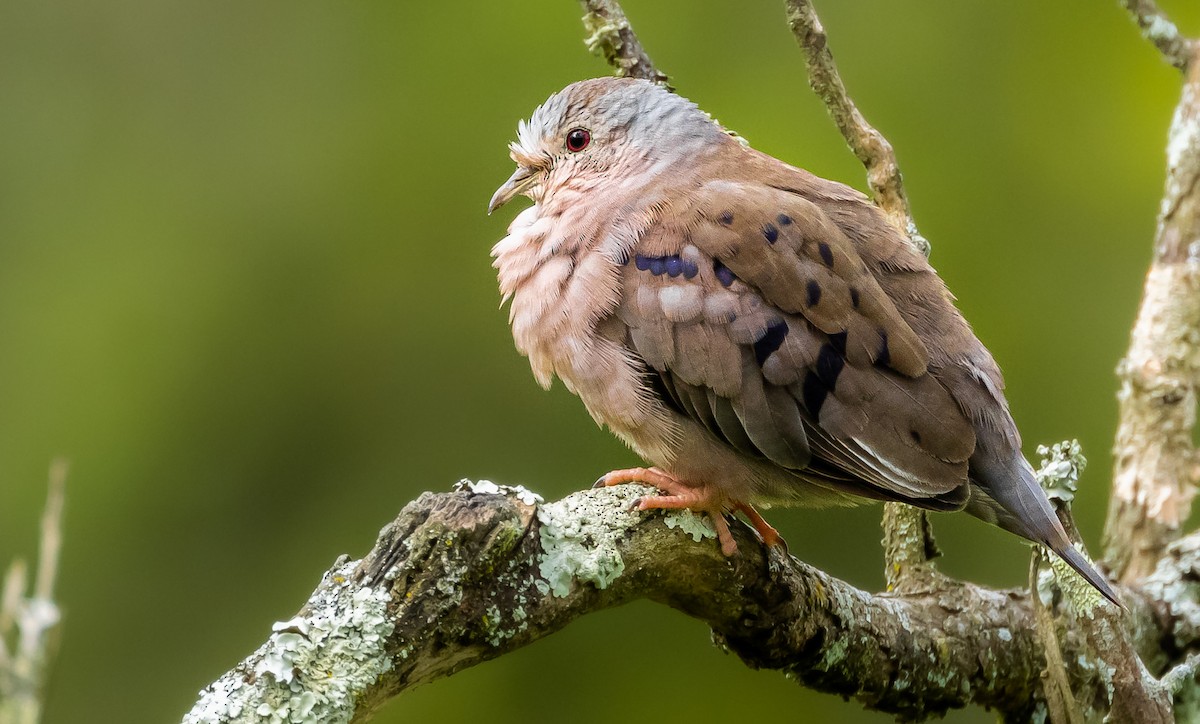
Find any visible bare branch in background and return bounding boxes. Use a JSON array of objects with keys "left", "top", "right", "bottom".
[{"left": 0, "top": 460, "right": 68, "bottom": 724}]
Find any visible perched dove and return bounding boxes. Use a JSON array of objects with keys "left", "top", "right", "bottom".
[{"left": 489, "top": 77, "right": 1118, "bottom": 605}]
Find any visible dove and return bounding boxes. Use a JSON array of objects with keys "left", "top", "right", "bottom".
[{"left": 488, "top": 77, "right": 1119, "bottom": 605}]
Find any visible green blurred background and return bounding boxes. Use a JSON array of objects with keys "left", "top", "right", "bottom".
[{"left": 1, "top": 1, "right": 1195, "bottom": 721}]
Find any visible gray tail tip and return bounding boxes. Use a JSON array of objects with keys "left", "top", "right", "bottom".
[{"left": 1052, "top": 542, "right": 1124, "bottom": 610}]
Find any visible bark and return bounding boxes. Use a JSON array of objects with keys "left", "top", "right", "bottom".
[{"left": 1104, "top": 45, "right": 1200, "bottom": 583}]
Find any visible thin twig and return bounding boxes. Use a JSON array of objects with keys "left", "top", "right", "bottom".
[
  {"left": 1, "top": 461, "right": 68, "bottom": 724},
  {"left": 1030, "top": 554, "right": 1085, "bottom": 724},
  {"left": 1121, "top": 0, "right": 1194, "bottom": 72},
  {"left": 783, "top": 0, "right": 929, "bottom": 256},
  {"left": 0, "top": 561, "right": 26, "bottom": 671},
  {"left": 34, "top": 460, "right": 66, "bottom": 603},
  {"left": 1162, "top": 653, "right": 1200, "bottom": 694}
]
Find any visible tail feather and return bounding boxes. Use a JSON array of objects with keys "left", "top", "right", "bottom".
[
  {"left": 966, "top": 445, "right": 1122, "bottom": 608},
  {"left": 1047, "top": 536, "right": 1122, "bottom": 608}
]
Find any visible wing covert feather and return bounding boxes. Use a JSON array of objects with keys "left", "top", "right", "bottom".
[{"left": 615, "top": 181, "right": 977, "bottom": 501}]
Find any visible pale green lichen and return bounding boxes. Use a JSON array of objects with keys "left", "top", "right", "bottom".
[
  {"left": 536, "top": 487, "right": 649, "bottom": 598},
  {"left": 454, "top": 478, "right": 543, "bottom": 506},
  {"left": 183, "top": 561, "right": 394, "bottom": 724},
  {"left": 1074, "top": 651, "right": 1116, "bottom": 707},
  {"left": 581, "top": 14, "right": 626, "bottom": 63},
  {"left": 817, "top": 636, "right": 849, "bottom": 671},
  {"left": 1146, "top": 15, "right": 1181, "bottom": 47},
  {"left": 478, "top": 596, "right": 532, "bottom": 648},
  {"left": 663, "top": 509, "right": 716, "bottom": 542},
  {"left": 1036, "top": 549, "right": 1105, "bottom": 617},
  {"left": 1049, "top": 550, "right": 1106, "bottom": 618},
  {"left": 1034, "top": 440, "right": 1086, "bottom": 503},
  {"left": 1032, "top": 441, "right": 1105, "bottom": 616}
]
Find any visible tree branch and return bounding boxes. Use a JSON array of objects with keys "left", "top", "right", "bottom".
[
  {"left": 576, "top": 0, "right": 669, "bottom": 86},
  {"left": 184, "top": 482, "right": 1200, "bottom": 723},
  {"left": 783, "top": 0, "right": 928, "bottom": 256},
  {"left": 1121, "top": 0, "right": 1194, "bottom": 73},
  {"left": 1104, "top": 40, "right": 1200, "bottom": 584}
]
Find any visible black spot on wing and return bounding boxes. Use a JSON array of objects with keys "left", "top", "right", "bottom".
[
  {"left": 817, "top": 242, "right": 834, "bottom": 267},
  {"left": 636, "top": 254, "right": 682, "bottom": 277},
  {"left": 664, "top": 255, "right": 683, "bottom": 278},
  {"left": 806, "top": 280, "right": 822, "bottom": 307},
  {"left": 816, "top": 344, "right": 844, "bottom": 389},
  {"left": 875, "top": 329, "right": 891, "bottom": 367},
  {"left": 827, "top": 330, "right": 847, "bottom": 355},
  {"left": 681, "top": 258, "right": 699, "bottom": 279},
  {"left": 849, "top": 287, "right": 860, "bottom": 309},
  {"left": 718, "top": 211, "right": 734, "bottom": 226},
  {"left": 753, "top": 320, "right": 789, "bottom": 366},
  {"left": 777, "top": 213, "right": 793, "bottom": 226},
  {"left": 802, "top": 372, "right": 828, "bottom": 417},
  {"left": 714, "top": 259, "right": 737, "bottom": 287},
  {"left": 763, "top": 223, "right": 778, "bottom": 244}
]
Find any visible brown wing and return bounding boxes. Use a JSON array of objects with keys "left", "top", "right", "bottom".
[{"left": 617, "top": 180, "right": 976, "bottom": 501}]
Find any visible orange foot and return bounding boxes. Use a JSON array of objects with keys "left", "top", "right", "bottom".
[{"left": 593, "top": 467, "right": 782, "bottom": 556}]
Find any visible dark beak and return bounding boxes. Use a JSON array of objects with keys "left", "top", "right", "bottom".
[{"left": 488, "top": 166, "right": 538, "bottom": 215}]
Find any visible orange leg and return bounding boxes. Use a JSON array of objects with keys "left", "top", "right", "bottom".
[
  {"left": 594, "top": 467, "right": 785, "bottom": 556},
  {"left": 734, "top": 502, "right": 782, "bottom": 549}
]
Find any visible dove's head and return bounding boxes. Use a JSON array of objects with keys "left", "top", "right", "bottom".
[{"left": 488, "top": 77, "right": 727, "bottom": 214}]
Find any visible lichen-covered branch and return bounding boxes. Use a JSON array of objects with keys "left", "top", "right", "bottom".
[
  {"left": 576, "top": 0, "right": 668, "bottom": 86},
  {"left": 1104, "top": 42, "right": 1200, "bottom": 584},
  {"left": 183, "top": 482, "right": 1200, "bottom": 723},
  {"left": 1121, "top": 0, "right": 1194, "bottom": 72},
  {"left": 0, "top": 460, "right": 67, "bottom": 724},
  {"left": 1031, "top": 441, "right": 1174, "bottom": 723}
]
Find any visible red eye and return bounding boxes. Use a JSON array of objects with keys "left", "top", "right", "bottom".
[{"left": 566, "top": 128, "right": 590, "bottom": 152}]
